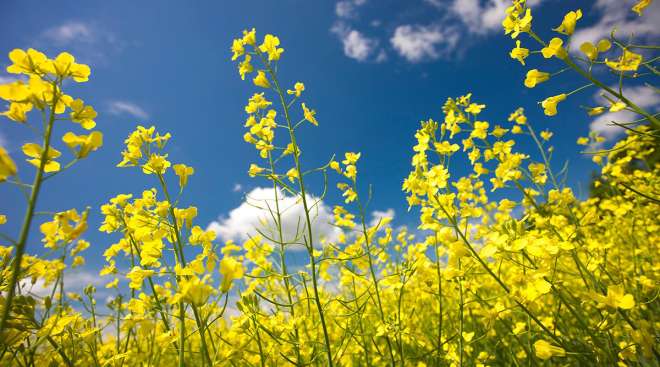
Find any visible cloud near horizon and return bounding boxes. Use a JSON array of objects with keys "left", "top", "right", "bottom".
[{"left": 207, "top": 187, "right": 341, "bottom": 250}]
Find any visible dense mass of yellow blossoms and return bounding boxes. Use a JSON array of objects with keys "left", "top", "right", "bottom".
[{"left": 0, "top": 0, "right": 658, "bottom": 365}]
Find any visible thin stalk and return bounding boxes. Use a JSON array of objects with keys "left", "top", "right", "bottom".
[
  {"left": 260, "top": 52, "right": 334, "bottom": 366},
  {"left": 0, "top": 82, "right": 60, "bottom": 333}
]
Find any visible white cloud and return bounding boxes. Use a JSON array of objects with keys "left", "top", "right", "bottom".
[
  {"left": 589, "top": 85, "right": 659, "bottom": 140},
  {"left": 451, "top": 0, "right": 510, "bottom": 35},
  {"left": 107, "top": 101, "right": 150, "bottom": 120},
  {"left": 390, "top": 24, "right": 459, "bottom": 62},
  {"left": 18, "top": 269, "right": 107, "bottom": 298},
  {"left": 573, "top": 0, "right": 660, "bottom": 46},
  {"left": 336, "top": 1, "right": 357, "bottom": 18},
  {"left": 207, "top": 187, "right": 341, "bottom": 250},
  {"left": 232, "top": 183, "right": 243, "bottom": 192},
  {"left": 36, "top": 21, "right": 124, "bottom": 65},
  {"left": 332, "top": 22, "right": 383, "bottom": 62},
  {"left": 338, "top": 0, "right": 546, "bottom": 63},
  {"left": 369, "top": 208, "right": 395, "bottom": 228},
  {"left": 44, "top": 21, "right": 95, "bottom": 45}
]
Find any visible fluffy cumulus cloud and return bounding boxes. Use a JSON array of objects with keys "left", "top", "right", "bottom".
[
  {"left": 589, "top": 85, "right": 659, "bottom": 141},
  {"left": 332, "top": 0, "right": 550, "bottom": 63},
  {"left": 107, "top": 100, "right": 150, "bottom": 120},
  {"left": 332, "top": 23, "right": 383, "bottom": 62},
  {"left": 331, "top": 1, "right": 386, "bottom": 62},
  {"left": 390, "top": 24, "right": 459, "bottom": 62},
  {"left": 573, "top": 0, "right": 660, "bottom": 46},
  {"left": 449, "top": 0, "right": 510, "bottom": 34},
  {"left": 207, "top": 187, "right": 341, "bottom": 250}
]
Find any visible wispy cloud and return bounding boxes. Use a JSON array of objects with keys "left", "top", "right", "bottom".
[
  {"left": 107, "top": 101, "right": 150, "bottom": 120},
  {"left": 35, "top": 21, "right": 126, "bottom": 65},
  {"left": 20, "top": 269, "right": 108, "bottom": 298},
  {"left": 573, "top": 0, "right": 660, "bottom": 46},
  {"left": 589, "top": 85, "right": 659, "bottom": 141},
  {"left": 207, "top": 187, "right": 341, "bottom": 250},
  {"left": 44, "top": 21, "right": 96, "bottom": 45},
  {"left": 335, "top": 0, "right": 367, "bottom": 19},
  {"left": 232, "top": 183, "right": 243, "bottom": 192}
]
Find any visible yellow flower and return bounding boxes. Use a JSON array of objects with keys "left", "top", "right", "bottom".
[
  {"left": 471, "top": 121, "right": 489, "bottom": 140},
  {"left": 534, "top": 340, "right": 566, "bottom": 360},
  {"left": 553, "top": 9, "right": 582, "bottom": 35},
  {"left": 605, "top": 49, "right": 643, "bottom": 72},
  {"left": 245, "top": 92, "right": 271, "bottom": 113},
  {"left": 592, "top": 285, "right": 635, "bottom": 310},
  {"left": 286, "top": 167, "right": 299, "bottom": 182},
  {"left": 173, "top": 164, "right": 194, "bottom": 187},
  {"left": 434, "top": 141, "right": 460, "bottom": 155},
  {"left": 576, "top": 137, "right": 589, "bottom": 145},
  {"left": 540, "top": 130, "right": 553, "bottom": 140},
  {"left": 259, "top": 34, "right": 284, "bottom": 61},
  {"left": 326, "top": 161, "right": 339, "bottom": 175},
  {"left": 6, "top": 48, "right": 49, "bottom": 75},
  {"left": 62, "top": 131, "right": 103, "bottom": 158},
  {"left": 105, "top": 278, "right": 119, "bottom": 289},
  {"left": 126, "top": 266, "right": 155, "bottom": 289},
  {"left": 0, "top": 146, "right": 16, "bottom": 181},
  {"left": 509, "top": 40, "right": 529, "bottom": 65},
  {"left": 231, "top": 39, "right": 245, "bottom": 61},
  {"left": 343, "top": 165, "right": 357, "bottom": 181},
  {"left": 465, "top": 103, "right": 485, "bottom": 114},
  {"left": 0, "top": 80, "right": 31, "bottom": 102},
  {"left": 46, "top": 52, "right": 91, "bottom": 82},
  {"left": 253, "top": 70, "right": 270, "bottom": 88},
  {"left": 541, "top": 38, "right": 567, "bottom": 59},
  {"left": 242, "top": 28, "right": 256, "bottom": 45},
  {"left": 219, "top": 257, "right": 243, "bottom": 292},
  {"left": 342, "top": 152, "right": 361, "bottom": 165},
  {"left": 287, "top": 82, "right": 305, "bottom": 97},
  {"left": 502, "top": 7, "right": 532, "bottom": 39},
  {"left": 579, "top": 42, "right": 598, "bottom": 61},
  {"left": 1, "top": 102, "right": 32, "bottom": 122},
  {"left": 69, "top": 99, "right": 97, "bottom": 129},
  {"left": 238, "top": 54, "right": 254, "bottom": 80},
  {"left": 541, "top": 94, "right": 566, "bottom": 116},
  {"left": 609, "top": 101, "right": 627, "bottom": 112},
  {"left": 302, "top": 103, "right": 318, "bottom": 126},
  {"left": 524, "top": 69, "right": 550, "bottom": 88},
  {"left": 333, "top": 206, "right": 356, "bottom": 228},
  {"left": 587, "top": 106, "right": 605, "bottom": 116},
  {"left": 142, "top": 154, "right": 171, "bottom": 175},
  {"left": 0, "top": 215, "right": 6, "bottom": 225},
  {"left": 632, "top": 0, "right": 652, "bottom": 15},
  {"left": 22, "top": 143, "right": 61, "bottom": 172},
  {"left": 248, "top": 163, "right": 265, "bottom": 177}
]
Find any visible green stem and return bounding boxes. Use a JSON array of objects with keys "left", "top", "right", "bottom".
[
  {"left": 261, "top": 53, "right": 334, "bottom": 366},
  {"left": 0, "top": 82, "right": 60, "bottom": 334}
]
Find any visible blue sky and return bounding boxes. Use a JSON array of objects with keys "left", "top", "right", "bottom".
[{"left": 1, "top": 0, "right": 658, "bottom": 294}]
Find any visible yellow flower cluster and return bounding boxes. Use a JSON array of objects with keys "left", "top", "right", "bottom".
[{"left": 0, "top": 2, "right": 658, "bottom": 366}]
